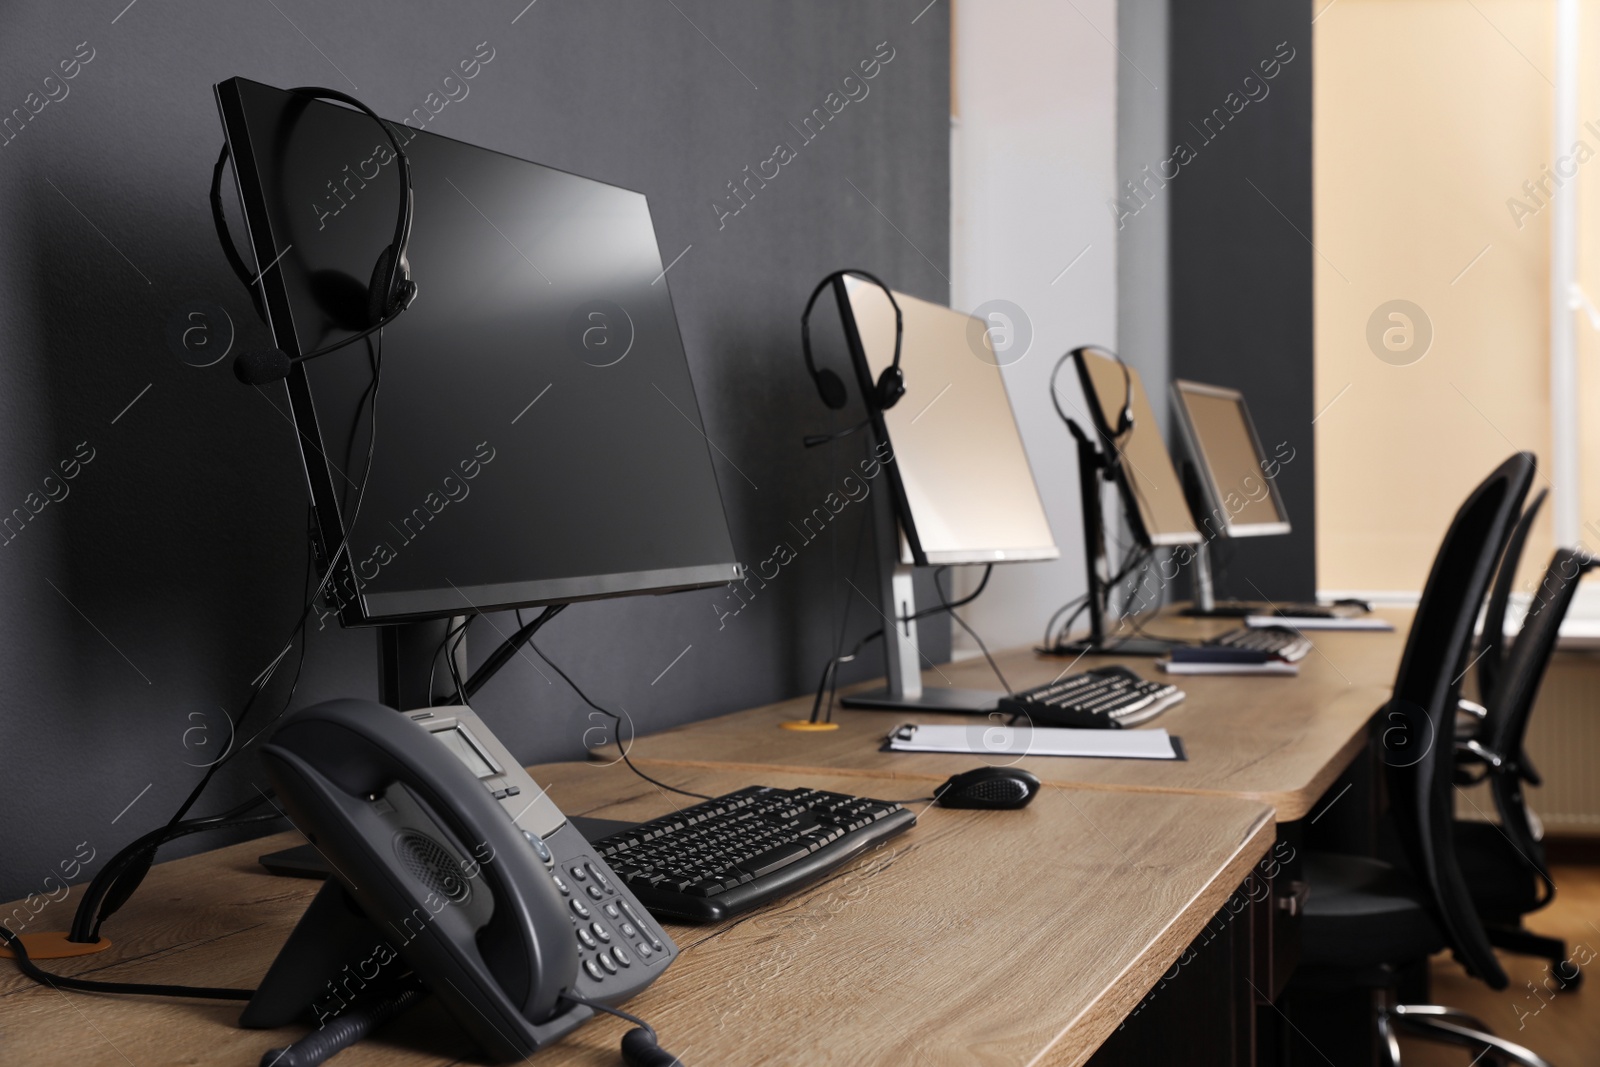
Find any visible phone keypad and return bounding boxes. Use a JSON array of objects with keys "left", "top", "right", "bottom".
[{"left": 555, "top": 853, "right": 668, "bottom": 989}]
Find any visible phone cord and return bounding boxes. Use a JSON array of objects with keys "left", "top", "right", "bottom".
[{"left": 258, "top": 982, "right": 425, "bottom": 1067}]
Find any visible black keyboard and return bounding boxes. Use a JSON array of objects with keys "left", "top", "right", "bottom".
[
  {"left": 591, "top": 786, "right": 916, "bottom": 922},
  {"left": 996, "top": 665, "right": 1184, "bottom": 728},
  {"left": 1207, "top": 625, "right": 1311, "bottom": 662}
]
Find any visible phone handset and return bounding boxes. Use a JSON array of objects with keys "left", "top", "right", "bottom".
[{"left": 244, "top": 698, "right": 679, "bottom": 1063}]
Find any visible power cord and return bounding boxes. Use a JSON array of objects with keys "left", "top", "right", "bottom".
[
  {"left": 69, "top": 796, "right": 280, "bottom": 944},
  {"left": 934, "top": 566, "right": 1011, "bottom": 694},
  {"left": 0, "top": 923, "right": 254, "bottom": 1001},
  {"left": 69, "top": 333, "right": 385, "bottom": 947},
  {"left": 521, "top": 627, "right": 714, "bottom": 802}
]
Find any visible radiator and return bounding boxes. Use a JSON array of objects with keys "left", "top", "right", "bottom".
[{"left": 1456, "top": 649, "right": 1600, "bottom": 834}]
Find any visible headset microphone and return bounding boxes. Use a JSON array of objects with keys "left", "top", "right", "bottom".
[
  {"left": 233, "top": 349, "right": 293, "bottom": 386},
  {"left": 231, "top": 303, "right": 413, "bottom": 385},
  {"left": 802, "top": 421, "right": 870, "bottom": 448}
]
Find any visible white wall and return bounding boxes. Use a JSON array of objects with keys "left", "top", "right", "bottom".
[{"left": 948, "top": 0, "right": 1122, "bottom": 654}]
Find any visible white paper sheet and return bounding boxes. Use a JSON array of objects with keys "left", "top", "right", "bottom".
[{"left": 884, "top": 722, "right": 1182, "bottom": 760}]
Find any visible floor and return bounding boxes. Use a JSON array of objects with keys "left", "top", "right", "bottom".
[{"left": 1398, "top": 863, "right": 1600, "bottom": 1065}]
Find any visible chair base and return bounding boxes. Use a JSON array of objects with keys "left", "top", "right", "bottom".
[
  {"left": 1385, "top": 1003, "right": 1554, "bottom": 1067},
  {"left": 1487, "top": 925, "right": 1583, "bottom": 991}
]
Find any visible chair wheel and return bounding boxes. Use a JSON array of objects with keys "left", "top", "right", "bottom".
[{"left": 1553, "top": 965, "right": 1583, "bottom": 992}]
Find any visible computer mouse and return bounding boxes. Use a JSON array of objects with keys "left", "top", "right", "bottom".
[{"left": 933, "top": 766, "right": 1041, "bottom": 810}]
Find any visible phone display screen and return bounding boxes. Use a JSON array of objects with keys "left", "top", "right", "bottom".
[{"left": 433, "top": 725, "right": 498, "bottom": 780}]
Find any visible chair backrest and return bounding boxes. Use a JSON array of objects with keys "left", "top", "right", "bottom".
[
  {"left": 1381, "top": 452, "right": 1534, "bottom": 991},
  {"left": 1484, "top": 546, "right": 1591, "bottom": 871},
  {"left": 1477, "top": 488, "right": 1547, "bottom": 701}
]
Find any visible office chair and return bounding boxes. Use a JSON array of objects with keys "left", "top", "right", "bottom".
[
  {"left": 1454, "top": 545, "right": 1594, "bottom": 989},
  {"left": 1293, "top": 452, "right": 1552, "bottom": 1066},
  {"left": 1474, "top": 489, "right": 1547, "bottom": 705}
]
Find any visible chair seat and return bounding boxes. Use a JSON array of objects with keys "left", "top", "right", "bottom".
[
  {"left": 1454, "top": 820, "right": 1545, "bottom": 921},
  {"left": 1302, "top": 852, "right": 1446, "bottom": 970}
]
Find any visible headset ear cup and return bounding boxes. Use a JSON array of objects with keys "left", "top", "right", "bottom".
[
  {"left": 876, "top": 366, "right": 905, "bottom": 411},
  {"left": 367, "top": 247, "right": 396, "bottom": 327},
  {"left": 814, "top": 369, "right": 848, "bottom": 410}
]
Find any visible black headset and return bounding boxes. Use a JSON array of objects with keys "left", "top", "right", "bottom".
[
  {"left": 210, "top": 86, "right": 416, "bottom": 385},
  {"left": 1066, "top": 344, "right": 1133, "bottom": 439},
  {"left": 801, "top": 269, "right": 905, "bottom": 412}
]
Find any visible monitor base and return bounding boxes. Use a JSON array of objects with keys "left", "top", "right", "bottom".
[
  {"left": 1046, "top": 637, "right": 1178, "bottom": 657},
  {"left": 259, "top": 842, "right": 328, "bottom": 879},
  {"left": 1179, "top": 601, "right": 1262, "bottom": 618},
  {"left": 1181, "top": 600, "right": 1348, "bottom": 619},
  {"left": 840, "top": 686, "right": 1002, "bottom": 714}
]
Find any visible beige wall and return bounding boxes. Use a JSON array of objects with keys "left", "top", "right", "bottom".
[{"left": 1313, "top": 0, "right": 1594, "bottom": 594}]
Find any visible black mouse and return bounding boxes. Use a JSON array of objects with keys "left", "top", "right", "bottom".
[{"left": 933, "top": 766, "right": 1041, "bottom": 810}]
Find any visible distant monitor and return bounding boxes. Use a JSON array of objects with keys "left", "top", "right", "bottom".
[
  {"left": 1071, "top": 347, "right": 1201, "bottom": 547},
  {"left": 837, "top": 277, "right": 1058, "bottom": 566},
  {"left": 1170, "top": 379, "right": 1290, "bottom": 538},
  {"left": 216, "top": 78, "right": 741, "bottom": 625}
]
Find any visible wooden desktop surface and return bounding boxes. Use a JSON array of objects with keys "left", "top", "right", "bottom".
[
  {"left": 595, "top": 612, "right": 1409, "bottom": 823},
  {"left": 2, "top": 762, "right": 1272, "bottom": 1067}
]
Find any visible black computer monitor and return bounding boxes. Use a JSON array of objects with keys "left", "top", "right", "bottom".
[{"left": 216, "top": 78, "right": 741, "bottom": 628}]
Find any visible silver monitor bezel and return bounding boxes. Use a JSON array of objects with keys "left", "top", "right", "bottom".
[{"left": 1169, "top": 378, "right": 1291, "bottom": 539}]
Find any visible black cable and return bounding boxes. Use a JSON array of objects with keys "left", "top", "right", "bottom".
[
  {"left": 934, "top": 567, "right": 1011, "bottom": 694},
  {"left": 462, "top": 605, "right": 564, "bottom": 701},
  {"left": 427, "top": 616, "right": 472, "bottom": 704},
  {"left": 70, "top": 801, "right": 281, "bottom": 943},
  {"left": 169, "top": 332, "right": 384, "bottom": 826},
  {"left": 561, "top": 992, "right": 684, "bottom": 1066},
  {"left": 525, "top": 638, "right": 715, "bottom": 802},
  {"left": 563, "top": 991, "right": 658, "bottom": 1042},
  {"left": 0, "top": 925, "right": 255, "bottom": 1001},
  {"left": 259, "top": 981, "right": 426, "bottom": 1067},
  {"left": 904, "top": 563, "right": 994, "bottom": 622},
  {"left": 447, "top": 617, "right": 471, "bottom": 702},
  {"left": 73, "top": 334, "right": 384, "bottom": 946},
  {"left": 811, "top": 628, "right": 883, "bottom": 725}
]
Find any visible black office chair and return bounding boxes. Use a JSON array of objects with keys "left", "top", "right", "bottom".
[
  {"left": 1292, "top": 453, "right": 1552, "bottom": 1066},
  {"left": 1454, "top": 544, "right": 1594, "bottom": 988},
  {"left": 1474, "top": 489, "right": 1547, "bottom": 706}
]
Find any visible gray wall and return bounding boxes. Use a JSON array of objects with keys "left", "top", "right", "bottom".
[
  {"left": 1116, "top": 0, "right": 1169, "bottom": 435},
  {"left": 1169, "top": 0, "right": 1315, "bottom": 601},
  {"left": 0, "top": 1, "right": 948, "bottom": 906}
]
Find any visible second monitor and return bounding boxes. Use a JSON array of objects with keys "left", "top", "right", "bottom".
[{"left": 832, "top": 276, "right": 1057, "bottom": 712}]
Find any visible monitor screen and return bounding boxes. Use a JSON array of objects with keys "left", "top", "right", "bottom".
[
  {"left": 838, "top": 278, "right": 1058, "bottom": 565},
  {"left": 1171, "top": 380, "right": 1290, "bottom": 537},
  {"left": 1070, "top": 347, "right": 1201, "bottom": 547},
  {"left": 217, "top": 79, "right": 741, "bottom": 623}
]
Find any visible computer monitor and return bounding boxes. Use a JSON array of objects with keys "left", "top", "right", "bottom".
[
  {"left": 216, "top": 78, "right": 742, "bottom": 631},
  {"left": 1071, "top": 347, "right": 1201, "bottom": 547},
  {"left": 835, "top": 277, "right": 1058, "bottom": 566},
  {"left": 1170, "top": 379, "right": 1290, "bottom": 538}
]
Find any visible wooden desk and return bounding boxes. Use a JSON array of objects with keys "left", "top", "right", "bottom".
[
  {"left": 3, "top": 762, "right": 1272, "bottom": 1067},
  {"left": 595, "top": 612, "right": 1407, "bottom": 822}
]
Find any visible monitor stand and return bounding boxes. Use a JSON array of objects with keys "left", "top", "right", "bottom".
[
  {"left": 1176, "top": 541, "right": 1254, "bottom": 617},
  {"left": 839, "top": 468, "right": 1002, "bottom": 715},
  {"left": 1048, "top": 421, "right": 1180, "bottom": 657},
  {"left": 259, "top": 616, "right": 468, "bottom": 879}
]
